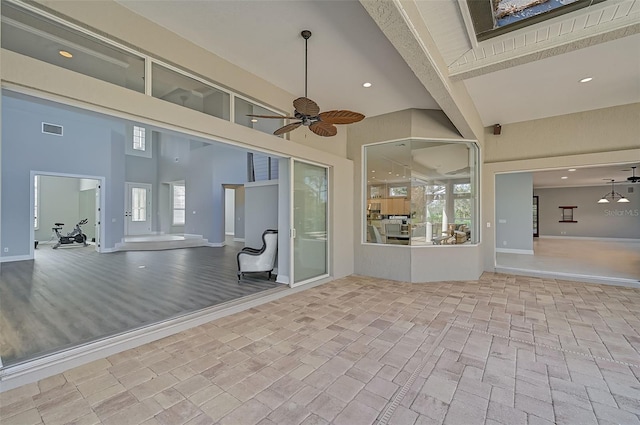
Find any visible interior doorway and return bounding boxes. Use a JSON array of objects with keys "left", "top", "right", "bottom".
[
  {"left": 225, "top": 188, "right": 235, "bottom": 237},
  {"left": 223, "top": 184, "right": 245, "bottom": 243},
  {"left": 32, "top": 172, "right": 103, "bottom": 254}
]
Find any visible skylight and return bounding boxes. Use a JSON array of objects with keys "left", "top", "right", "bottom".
[{"left": 467, "top": 0, "right": 607, "bottom": 41}]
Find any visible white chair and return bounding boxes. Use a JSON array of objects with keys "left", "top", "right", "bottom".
[
  {"left": 367, "top": 225, "right": 383, "bottom": 243},
  {"left": 237, "top": 229, "right": 278, "bottom": 280}
]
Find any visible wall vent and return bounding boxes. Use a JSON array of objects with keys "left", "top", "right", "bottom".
[
  {"left": 628, "top": 186, "right": 634, "bottom": 194},
  {"left": 42, "top": 122, "right": 63, "bottom": 136}
]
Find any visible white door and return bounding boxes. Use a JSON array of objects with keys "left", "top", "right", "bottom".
[{"left": 125, "top": 182, "right": 152, "bottom": 235}]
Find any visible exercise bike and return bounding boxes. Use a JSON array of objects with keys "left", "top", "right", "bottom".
[{"left": 52, "top": 219, "right": 89, "bottom": 249}]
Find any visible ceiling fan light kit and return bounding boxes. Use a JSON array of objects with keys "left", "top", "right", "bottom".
[
  {"left": 627, "top": 166, "right": 639, "bottom": 183},
  {"left": 247, "top": 30, "right": 365, "bottom": 137}
]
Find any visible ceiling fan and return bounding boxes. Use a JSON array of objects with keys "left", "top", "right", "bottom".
[
  {"left": 626, "top": 166, "right": 640, "bottom": 183},
  {"left": 247, "top": 30, "right": 365, "bottom": 137}
]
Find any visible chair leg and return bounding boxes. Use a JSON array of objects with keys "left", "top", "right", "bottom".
[
  {"left": 237, "top": 271, "right": 242, "bottom": 281},
  {"left": 268, "top": 271, "right": 272, "bottom": 280}
]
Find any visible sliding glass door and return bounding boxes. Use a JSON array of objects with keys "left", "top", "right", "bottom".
[{"left": 292, "top": 160, "right": 328, "bottom": 286}]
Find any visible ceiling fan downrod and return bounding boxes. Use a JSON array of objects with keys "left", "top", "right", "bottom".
[{"left": 301, "top": 30, "right": 311, "bottom": 99}]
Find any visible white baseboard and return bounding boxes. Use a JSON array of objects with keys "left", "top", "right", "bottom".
[
  {"left": 0, "top": 254, "right": 33, "bottom": 263},
  {"left": 276, "top": 274, "right": 290, "bottom": 285},
  {"left": 225, "top": 232, "right": 234, "bottom": 236},
  {"left": 494, "top": 266, "right": 640, "bottom": 288},
  {"left": 233, "top": 238, "right": 245, "bottom": 242},
  {"left": 496, "top": 248, "right": 534, "bottom": 255},
  {"left": 207, "top": 242, "right": 225, "bottom": 247},
  {"left": 101, "top": 247, "right": 118, "bottom": 253},
  {"left": 539, "top": 235, "right": 640, "bottom": 242}
]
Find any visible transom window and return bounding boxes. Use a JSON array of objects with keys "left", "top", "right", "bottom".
[{"left": 133, "top": 126, "right": 146, "bottom": 151}]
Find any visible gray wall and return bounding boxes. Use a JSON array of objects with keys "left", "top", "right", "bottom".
[
  {"left": 1, "top": 91, "right": 126, "bottom": 258},
  {"left": 1, "top": 91, "right": 252, "bottom": 258},
  {"left": 535, "top": 185, "right": 640, "bottom": 239},
  {"left": 495, "top": 172, "right": 534, "bottom": 252},
  {"left": 35, "top": 176, "right": 80, "bottom": 242},
  {"left": 244, "top": 181, "right": 278, "bottom": 248}
]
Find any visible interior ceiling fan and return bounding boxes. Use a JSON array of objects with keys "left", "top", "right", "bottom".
[
  {"left": 626, "top": 166, "right": 640, "bottom": 183},
  {"left": 247, "top": 30, "right": 365, "bottom": 137}
]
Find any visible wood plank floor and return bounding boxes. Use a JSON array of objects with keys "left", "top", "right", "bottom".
[{"left": 0, "top": 241, "right": 282, "bottom": 366}]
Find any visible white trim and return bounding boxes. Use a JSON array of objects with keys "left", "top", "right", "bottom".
[
  {"left": 244, "top": 179, "right": 278, "bottom": 188},
  {"left": 456, "top": 0, "right": 479, "bottom": 49},
  {"left": 233, "top": 238, "right": 245, "bottom": 242},
  {"left": 206, "top": 242, "right": 225, "bottom": 248},
  {"left": 0, "top": 255, "right": 33, "bottom": 263},
  {"left": 494, "top": 266, "right": 640, "bottom": 288},
  {"left": 0, "top": 276, "right": 332, "bottom": 393},
  {"left": 101, "top": 247, "right": 118, "bottom": 253},
  {"left": 495, "top": 248, "right": 534, "bottom": 255},
  {"left": 538, "top": 235, "right": 640, "bottom": 242}
]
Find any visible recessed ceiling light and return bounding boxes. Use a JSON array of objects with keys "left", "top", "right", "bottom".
[
  {"left": 371, "top": 170, "right": 375, "bottom": 173},
  {"left": 568, "top": 168, "right": 576, "bottom": 172},
  {"left": 250, "top": 118, "right": 258, "bottom": 123},
  {"left": 579, "top": 77, "right": 593, "bottom": 83},
  {"left": 59, "top": 50, "right": 73, "bottom": 58},
  {"left": 362, "top": 82, "right": 372, "bottom": 88},
  {"left": 561, "top": 176, "right": 568, "bottom": 179}
]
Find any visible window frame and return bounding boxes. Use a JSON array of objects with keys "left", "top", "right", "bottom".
[
  {"left": 171, "top": 182, "right": 186, "bottom": 226},
  {"left": 126, "top": 124, "right": 152, "bottom": 158},
  {"left": 363, "top": 138, "right": 480, "bottom": 246}
]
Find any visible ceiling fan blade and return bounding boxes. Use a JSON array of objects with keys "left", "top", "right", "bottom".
[
  {"left": 318, "top": 110, "right": 365, "bottom": 124},
  {"left": 246, "top": 114, "right": 295, "bottom": 119},
  {"left": 293, "top": 97, "right": 320, "bottom": 116},
  {"left": 309, "top": 121, "right": 337, "bottom": 137},
  {"left": 273, "top": 122, "right": 302, "bottom": 136}
]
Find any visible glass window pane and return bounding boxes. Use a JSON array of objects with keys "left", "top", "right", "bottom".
[
  {"left": 133, "top": 126, "right": 146, "bottom": 151},
  {"left": 1, "top": 2, "right": 145, "bottom": 93},
  {"left": 152, "top": 63, "right": 230, "bottom": 120},
  {"left": 293, "top": 162, "right": 328, "bottom": 283},
  {"left": 173, "top": 209, "right": 185, "bottom": 225},
  {"left": 234, "top": 97, "right": 285, "bottom": 136},
  {"left": 364, "top": 142, "right": 411, "bottom": 245},
  {"left": 132, "top": 188, "right": 146, "bottom": 222},
  {"left": 364, "top": 139, "right": 478, "bottom": 246}
]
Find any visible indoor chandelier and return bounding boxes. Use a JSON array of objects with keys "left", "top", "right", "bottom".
[{"left": 597, "top": 179, "right": 630, "bottom": 203}]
